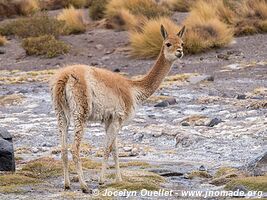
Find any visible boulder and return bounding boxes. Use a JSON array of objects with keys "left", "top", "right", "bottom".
[
  {"left": 0, "top": 127, "right": 15, "bottom": 171},
  {"left": 246, "top": 151, "right": 267, "bottom": 176}
]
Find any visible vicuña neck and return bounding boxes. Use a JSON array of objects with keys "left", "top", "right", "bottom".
[{"left": 132, "top": 47, "right": 173, "bottom": 102}]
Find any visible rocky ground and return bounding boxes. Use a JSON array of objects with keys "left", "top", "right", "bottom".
[{"left": 0, "top": 11, "right": 267, "bottom": 200}]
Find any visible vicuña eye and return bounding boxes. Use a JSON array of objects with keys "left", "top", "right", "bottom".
[
  {"left": 181, "top": 42, "right": 184, "bottom": 47},
  {"left": 166, "top": 43, "right": 172, "bottom": 47}
]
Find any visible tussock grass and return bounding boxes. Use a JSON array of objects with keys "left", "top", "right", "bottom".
[
  {"left": 58, "top": 6, "right": 86, "bottom": 34},
  {"left": 89, "top": 0, "right": 108, "bottom": 20},
  {"left": 17, "top": 0, "right": 40, "bottom": 16},
  {"left": 183, "top": 0, "right": 233, "bottom": 54},
  {"left": 0, "top": 13, "right": 64, "bottom": 38},
  {"left": 235, "top": 0, "right": 267, "bottom": 35},
  {"left": 0, "top": 35, "right": 7, "bottom": 46},
  {"left": 106, "top": 8, "right": 141, "bottom": 31},
  {"left": 105, "top": 0, "right": 169, "bottom": 30},
  {"left": 184, "top": 18, "right": 233, "bottom": 54},
  {"left": 22, "top": 35, "right": 70, "bottom": 58},
  {"left": 130, "top": 17, "right": 180, "bottom": 58},
  {"left": 106, "top": 0, "right": 169, "bottom": 20},
  {"left": 160, "top": 0, "right": 195, "bottom": 12}
]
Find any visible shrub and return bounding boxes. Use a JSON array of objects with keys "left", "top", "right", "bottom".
[
  {"left": 89, "top": 0, "right": 108, "bottom": 20},
  {"left": 22, "top": 35, "right": 70, "bottom": 58},
  {"left": 17, "top": 0, "right": 40, "bottom": 16},
  {"left": 0, "top": 14, "right": 64, "bottom": 38},
  {"left": 57, "top": 6, "right": 86, "bottom": 34},
  {"left": 130, "top": 17, "right": 180, "bottom": 58},
  {"left": 106, "top": 0, "right": 170, "bottom": 20},
  {"left": 0, "top": 35, "right": 7, "bottom": 46}
]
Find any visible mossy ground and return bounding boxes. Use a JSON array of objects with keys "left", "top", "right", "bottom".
[
  {"left": 0, "top": 174, "right": 40, "bottom": 194},
  {"left": 211, "top": 167, "right": 247, "bottom": 186},
  {"left": 225, "top": 175, "right": 267, "bottom": 192},
  {"left": 104, "top": 170, "right": 165, "bottom": 191},
  {"left": 187, "top": 170, "right": 212, "bottom": 179}
]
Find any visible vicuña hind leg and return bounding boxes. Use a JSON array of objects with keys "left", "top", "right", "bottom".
[
  {"left": 99, "top": 120, "right": 121, "bottom": 184},
  {"left": 112, "top": 137, "right": 122, "bottom": 182},
  {"left": 57, "top": 112, "right": 70, "bottom": 190},
  {"left": 71, "top": 119, "right": 90, "bottom": 193}
]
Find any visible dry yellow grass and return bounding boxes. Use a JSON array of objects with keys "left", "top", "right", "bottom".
[
  {"left": 17, "top": 0, "right": 39, "bottom": 16},
  {"left": 57, "top": 6, "right": 86, "bottom": 34},
  {"left": 0, "top": 35, "right": 7, "bottom": 46},
  {"left": 130, "top": 17, "right": 180, "bottom": 58}
]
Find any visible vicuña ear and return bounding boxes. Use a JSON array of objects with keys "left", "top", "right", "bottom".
[
  {"left": 177, "top": 26, "right": 186, "bottom": 38},
  {"left": 160, "top": 25, "right": 168, "bottom": 40}
]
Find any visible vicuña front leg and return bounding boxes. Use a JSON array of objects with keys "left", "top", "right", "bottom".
[
  {"left": 71, "top": 120, "right": 90, "bottom": 193},
  {"left": 99, "top": 120, "right": 121, "bottom": 184},
  {"left": 112, "top": 137, "right": 122, "bottom": 182}
]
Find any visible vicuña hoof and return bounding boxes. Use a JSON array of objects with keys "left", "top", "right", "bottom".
[
  {"left": 64, "top": 186, "right": 71, "bottom": 190},
  {"left": 82, "top": 188, "right": 92, "bottom": 194}
]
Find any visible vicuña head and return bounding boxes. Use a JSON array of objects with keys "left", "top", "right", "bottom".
[
  {"left": 160, "top": 24, "right": 186, "bottom": 62},
  {"left": 51, "top": 24, "right": 186, "bottom": 193}
]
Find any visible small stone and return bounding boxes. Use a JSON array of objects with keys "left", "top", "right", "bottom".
[
  {"left": 208, "top": 118, "right": 222, "bottom": 127},
  {"left": 32, "top": 147, "right": 39, "bottom": 153},
  {"left": 166, "top": 97, "right": 177, "bottom": 105},
  {"left": 18, "top": 89, "right": 28, "bottom": 94},
  {"left": 41, "top": 142, "right": 53, "bottom": 147},
  {"left": 217, "top": 54, "right": 230, "bottom": 60},
  {"left": 188, "top": 75, "right": 214, "bottom": 84},
  {"left": 154, "top": 101, "right": 169, "bottom": 107},
  {"left": 152, "top": 132, "right": 162, "bottom": 137},
  {"left": 181, "top": 122, "right": 190, "bottom": 126},
  {"left": 236, "top": 94, "right": 246, "bottom": 99},
  {"left": 91, "top": 62, "right": 99, "bottom": 66},
  {"left": 123, "top": 146, "right": 132, "bottom": 152},
  {"left": 133, "top": 133, "right": 144, "bottom": 142},
  {"left": 130, "top": 148, "right": 139, "bottom": 156},
  {"left": 95, "top": 44, "right": 103, "bottom": 50},
  {"left": 71, "top": 176, "right": 79, "bottom": 182},
  {"left": 0, "top": 49, "right": 6, "bottom": 54},
  {"left": 199, "top": 165, "right": 207, "bottom": 171}
]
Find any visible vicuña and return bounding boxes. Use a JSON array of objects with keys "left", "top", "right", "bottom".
[{"left": 50, "top": 25, "right": 185, "bottom": 193}]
